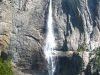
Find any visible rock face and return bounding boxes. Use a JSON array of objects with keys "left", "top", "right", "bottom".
[
  {"left": 57, "top": 52, "right": 82, "bottom": 75},
  {"left": 53, "top": 0, "right": 100, "bottom": 51},
  {"left": 0, "top": 0, "right": 100, "bottom": 75},
  {"left": 0, "top": 2, "right": 12, "bottom": 51}
]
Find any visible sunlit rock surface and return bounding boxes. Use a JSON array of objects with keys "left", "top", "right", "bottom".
[
  {"left": 0, "top": 0, "right": 100, "bottom": 75},
  {"left": 0, "top": 3, "right": 12, "bottom": 51},
  {"left": 53, "top": 0, "right": 100, "bottom": 51}
]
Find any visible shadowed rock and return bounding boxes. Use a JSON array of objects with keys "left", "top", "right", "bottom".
[{"left": 1, "top": 51, "right": 8, "bottom": 62}]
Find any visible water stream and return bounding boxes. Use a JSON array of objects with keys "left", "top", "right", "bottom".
[{"left": 44, "top": 0, "right": 57, "bottom": 75}]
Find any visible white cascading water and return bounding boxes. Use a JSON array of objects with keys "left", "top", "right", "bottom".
[{"left": 44, "top": 0, "right": 56, "bottom": 75}]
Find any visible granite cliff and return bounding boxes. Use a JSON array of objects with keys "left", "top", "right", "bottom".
[{"left": 0, "top": 0, "right": 100, "bottom": 75}]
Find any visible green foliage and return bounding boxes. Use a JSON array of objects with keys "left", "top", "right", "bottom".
[
  {"left": 77, "top": 44, "right": 85, "bottom": 52},
  {"left": 78, "top": 72, "right": 85, "bottom": 75},
  {"left": 93, "top": 47, "right": 100, "bottom": 55},
  {"left": 77, "top": 46, "right": 85, "bottom": 52},
  {"left": 0, "top": 56, "right": 14, "bottom": 75},
  {"left": 90, "top": 47, "right": 100, "bottom": 71},
  {"left": 77, "top": 44, "right": 86, "bottom": 75}
]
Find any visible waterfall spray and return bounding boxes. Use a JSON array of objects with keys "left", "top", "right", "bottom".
[{"left": 44, "top": 0, "right": 56, "bottom": 75}]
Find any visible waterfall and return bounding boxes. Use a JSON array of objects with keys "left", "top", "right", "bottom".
[{"left": 44, "top": 0, "right": 57, "bottom": 75}]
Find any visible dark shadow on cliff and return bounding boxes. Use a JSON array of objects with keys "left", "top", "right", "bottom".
[
  {"left": 88, "top": 0, "right": 98, "bottom": 28},
  {"left": 61, "top": 0, "right": 72, "bottom": 36},
  {"left": 41, "top": 1, "right": 50, "bottom": 34},
  {"left": 61, "top": 0, "right": 85, "bottom": 51},
  {"left": 61, "top": 0, "right": 84, "bottom": 35},
  {"left": 85, "top": 58, "right": 99, "bottom": 75},
  {"left": 57, "top": 53, "right": 82, "bottom": 75},
  {"left": 19, "top": 49, "right": 47, "bottom": 75},
  {"left": 0, "top": 51, "right": 8, "bottom": 62},
  {"left": 42, "top": 9, "right": 48, "bottom": 34},
  {"left": 61, "top": 31, "right": 68, "bottom": 51},
  {"left": 31, "top": 50, "right": 47, "bottom": 75},
  {"left": 0, "top": 0, "right": 2, "bottom": 2},
  {"left": 88, "top": 0, "right": 100, "bottom": 39}
]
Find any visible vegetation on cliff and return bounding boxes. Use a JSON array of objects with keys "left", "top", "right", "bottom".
[
  {"left": 77, "top": 45, "right": 100, "bottom": 75},
  {"left": 77, "top": 44, "right": 86, "bottom": 75},
  {"left": 0, "top": 56, "right": 13, "bottom": 75},
  {"left": 90, "top": 47, "right": 100, "bottom": 72}
]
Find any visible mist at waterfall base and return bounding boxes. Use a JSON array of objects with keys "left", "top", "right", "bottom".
[{"left": 43, "top": 0, "right": 58, "bottom": 75}]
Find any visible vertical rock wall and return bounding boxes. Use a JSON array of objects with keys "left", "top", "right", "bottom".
[
  {"left": 0, "top": 0, "right": 100, "bottom": 75},
  {"left": 53, "top": 0, "right": 100, "bottom": 51},
  {"left": 0, "top": 2, "right": 12, "bottom": 52},
  {"left": 0, "top": 0, "right": 48, "bottom": 74}
]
